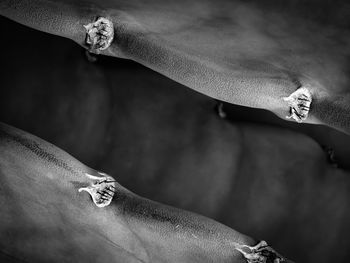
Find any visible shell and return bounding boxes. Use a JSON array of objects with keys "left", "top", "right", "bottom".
[
  {"left": 84, "top": 17, "right": 114, "bottom": 53},
  {"left": 236, "top": 240, "right": 288, "bottom": 263},
  {"left": 283, "top": 87, "right": 312, "bottom": 123},
  {"left": 78, "top": 172, "right": 116, "bottom": 208}
]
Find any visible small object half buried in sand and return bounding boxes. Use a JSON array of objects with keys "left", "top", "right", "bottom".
[
  {"left": 78, "top": 172, "right": 116, "bottom": 208},
  {"left": 84, "top": 17, "right": 114, "bottom": 53},
  {"left": 236, "top": 240, "right": 291, "bottom": 263},
  {"left": 283, "top": 86, "right": 312, "bottom": 123}
]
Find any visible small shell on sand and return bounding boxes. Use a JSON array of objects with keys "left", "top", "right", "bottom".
[
  {"left": 84, "top": 17, "right": 114, "bottom": 53},
  {"left": 236, "top": 240, "right": 291, "bottom": 263},
  {"left": 283, "top": 87, "right": 312, "bottom": 123},
  {"left": 79, "top": 172, "right": 116, "bottom": 208}
]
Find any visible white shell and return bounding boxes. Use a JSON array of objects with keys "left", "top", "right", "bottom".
[
  {"left": 236, "top": 240, "right": 286, "bottom": 263},
  {"left": 84, "top": 17, "right": 114, "bottom": 53},
  {"left": 78, "top": 172, "right": 116, "bottom": 208},
  {"left": 283, "top": 87, "right": 312, "bottom": 123}
]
